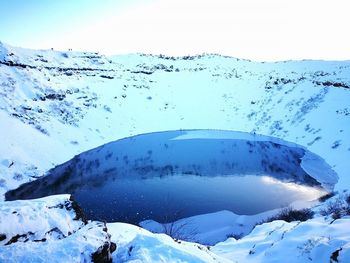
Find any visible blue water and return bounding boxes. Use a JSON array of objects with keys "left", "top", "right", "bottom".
[
  {"left": 74, "top": 174, "right": 324, "bottom": 224},
  {"left": 6, "top": 130, "right": 327, "bottom": 224}
]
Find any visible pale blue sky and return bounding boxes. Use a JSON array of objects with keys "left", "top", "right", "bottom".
[
  {"left": 0, "top": 0, "right": 143, "bottom": 48},
  {"left": 1, "top": 0, "right": 349, "bottom": 60}
]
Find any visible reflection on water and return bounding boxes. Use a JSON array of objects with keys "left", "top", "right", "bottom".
[
  {"left": 6, "top": 130, "right": 332, "bottom": 224},
  {"left": 75, "top": 174, "right": 325, "bottom": 224}
]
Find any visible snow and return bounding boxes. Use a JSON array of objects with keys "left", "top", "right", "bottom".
[
  {"left": 1, "top": 42, "right": 350, "bottom": 262},
  {"left": 301, "top": 151, "right": 339, "bottom": 191},
  {"left": 0, "top": 195, "right": 112, "bottom": 263},
  {"left": 107, "top": 222, "right": 230, "bottom": 263},
  {"left": 0, "top": 221, "right": 112, "bottom": 263},
  {"left": 140, "top": 210, "right": 280, "bottom": 245},
  {"left": 212, "top": 216, "right": 350, "bottom": 263},
  {"left": 1, "top": 194, "right": 348, "bottom": 262},
  {"left": 1, "top": 42, "right": 349, "bottom": 193},
  {"left": 0, "top": 195, "right": 83, "bottom": 242},
  {"left": 211, "top": 193, "right": 350, "bottom": 263}
]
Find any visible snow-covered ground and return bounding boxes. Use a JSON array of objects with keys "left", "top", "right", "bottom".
[
  {"left": 0, "top": 195, "right": 115, "bottom": 262},
  {"left": 213, "top": 192, "right": 350, "bottom": 263},
  {"left": 1, "top": 42, "right": 350, "bottom": 262},
  {"left": 1, "top": 193, "right": 349, "bottom": 262},
  {"left": 1, "top": 42, "right": 349, "bottom": 194}
]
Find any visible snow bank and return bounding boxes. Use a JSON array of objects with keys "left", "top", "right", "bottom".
[
  {"left": 213, "top": 216, "right": 350, "bottom": 263},
  {"left": 140, "top": 210, "right": 280, "bottom": 245},
  {"left": 1, "top": 42, "right": 349, "bottom": 193},
  {"left": 0, "top": 195, "right": 115, "bottom": 262},
  {"left": 301, "top": 151, "right": 339, "bottom": 191},
  {"left": 107, "top": 222, "right": 230, "bottom": 263}
]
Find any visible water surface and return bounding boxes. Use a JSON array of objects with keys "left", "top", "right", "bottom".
[
  {"left": 74, "top": 174, "right": 324, "bottom": 223},
  {"left": 6, "top": 130, "right": 331, "bottom": 224}
]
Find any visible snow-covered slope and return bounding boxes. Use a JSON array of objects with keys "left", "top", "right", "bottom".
[
  {"left": 213, "top": 216, "right": 350, "bottom": 263},
  {"left": 1, "top": 42, "right": 349, "bottom": 195},
  {"left": 1, "top": 42, "right": 350, "bottom": 262},
  {"left": 213, "top": 192, "right": 350, "bottom": 263},
  {"left": 1, "top": 193, "right": 349, "bottom": 262},
  {"left": 0, "top": 195, "right": 116, "bottom": 262}
]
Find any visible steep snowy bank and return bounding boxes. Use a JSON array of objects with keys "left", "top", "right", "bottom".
[
  {"left": 212, "top": 193, "right": 350, "bottom": 263},
  {"left": 1, "top": 42, "right": 349, "bottom": 194},
  {"left": 0, "top": 194, "right": 349, "bottom": 262},
  {"left": 0, "top": 195, "right": 115, "bottom": 262}
]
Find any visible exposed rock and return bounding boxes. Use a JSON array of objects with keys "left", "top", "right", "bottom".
[{"left": 92, "top": 241, "right": 117, "bottom": 263}]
